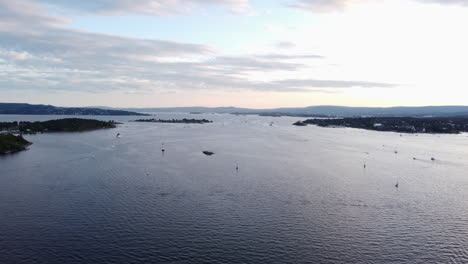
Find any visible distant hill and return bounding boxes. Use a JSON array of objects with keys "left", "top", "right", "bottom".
[
  {"left": 120, "top": 106, "right": 247, "bottom": 114},
  {"left": 0, "top": 103, "right": 149, "bottom": 116},
  {"left": 115, "top": 105, "right": 468, "bottom": 117},
  {"left": 5, "top": 103, "right": 468, "bottom": 117},
  {"left": 254, "top": 105, "right": 468, "bottom": 117}
]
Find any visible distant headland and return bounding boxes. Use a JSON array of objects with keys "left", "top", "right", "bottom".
[
  {"left": 293, "top": 117, "right": 468, "bottom": 134},
  {"left": 0, "top": 134, "right": 32, "bottom": 155},
  {"left": 0, "top": 118, "right": 117, "bottom": 134},
  {"left": 133, "top": 118, "right": 213, "bottom": 124},
  {"left": 0, "top": 118, "right": 117, "bottom": 154}
]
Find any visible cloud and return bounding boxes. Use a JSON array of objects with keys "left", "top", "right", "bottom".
[
  {"left": 419, "top": 0, "right": 468, "bottom": 6},
  {"left": 268, "top": 78, "right": 396, "bottom": 89},
  {"left": 31, "top": 0, "right": 251, "bottom": 15},
  {"left": 256, "top": 54, "right": 324, "bottom": 60},
  {"left": 200, "top": 54, "right": 324, "bottom": 75},
  {"left": 0, "top": 51, "right": 31, "bottom": 61},
  {"left": 288, "top": 0, "right": 364, "bottom": 12},
  {"left": 289, "top": 0, "right": 468, "bottom": 12},
  {"left": 0, "top": 0, "right": 394, "bottom": 95},
  {"left": 276, "top": 41, "right": 296, "bottom": 49}
]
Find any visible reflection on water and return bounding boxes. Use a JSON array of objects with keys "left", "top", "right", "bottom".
[{"left": 1, "top": 114, "right": 467, "bottom": 263}]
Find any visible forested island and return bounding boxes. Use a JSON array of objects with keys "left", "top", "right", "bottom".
[
  {"left": 0, "top": 118, "right": 117, "bottom": 134},
  {"left": 134, "top": 118, "right": 213, "bottom": 124},
  {"left": 0, "top": 134, "right": 32, "bottom": 154},
  {"left": 293, "top": 117, "right": 468, "bottom": 134}
]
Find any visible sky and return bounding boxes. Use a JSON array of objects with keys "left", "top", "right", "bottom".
[{"left": 1, "top": 0, "right": 468, "bottom": 108}]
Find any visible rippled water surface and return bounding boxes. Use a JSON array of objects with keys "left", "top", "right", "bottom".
[{"left": 1, "top": 114, "right": 467, "bottom": 263}]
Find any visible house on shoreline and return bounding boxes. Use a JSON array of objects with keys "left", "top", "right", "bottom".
[{"left": 0, "top": 130, "right": 23, "bottom": 136}]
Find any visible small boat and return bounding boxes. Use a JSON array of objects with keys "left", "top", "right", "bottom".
[
  {"left": 116, "top": 133, "right": 121, "bottom": 138},
  {"left": 395, "top": 182, "right": 399, "bottom": 188},
  {"left": 202, "top": 151, "right": 214, "bottom": 156},
  {"left": 431, "top": 157, "right": 435, "bottom": 161}
]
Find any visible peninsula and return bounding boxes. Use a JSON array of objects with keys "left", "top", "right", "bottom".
[
  {"left": 0, "top": 118, "right": 117, "bottom": 154},
  {"left": 0, "top": 134, "right": 32, "bottom": 154},
  {"left": 293, "top": 117, "right": 468, "bottom": 134},
  {"left": 134, "top": 118, "right": 213, "bottom": 124},
  {"left": 0, "top": 118, "right": 117, "bottom": 134}
]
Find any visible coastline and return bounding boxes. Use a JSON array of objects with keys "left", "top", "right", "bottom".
[{"left": 0, "top": 134, "right": 32, "bottom": 155}]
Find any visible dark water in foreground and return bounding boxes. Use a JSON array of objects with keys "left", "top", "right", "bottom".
[{"left": 1, "top": 114, "right": 467, "bottom": 263}]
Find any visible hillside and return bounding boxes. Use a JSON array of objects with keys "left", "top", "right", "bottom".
[{"left": 0, "top": 103, "right": 149, "bottom": 116}]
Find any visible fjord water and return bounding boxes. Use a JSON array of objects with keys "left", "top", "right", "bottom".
[{"left": 1, "top": 114, "right": 467, "bottom": 264}]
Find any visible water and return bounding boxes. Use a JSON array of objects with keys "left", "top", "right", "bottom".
[{"left": 1, "top": 114, "right": 467, "bottom": 263}]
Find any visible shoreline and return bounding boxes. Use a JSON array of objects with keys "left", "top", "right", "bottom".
[{"left": 293, "top": 116, "right": 468, "bottom": 134}]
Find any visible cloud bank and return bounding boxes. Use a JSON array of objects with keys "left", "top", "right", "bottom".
[
  {"left": 30, "top": 0, "right": 251, "bottom": 15},
  {"left": 0, "top": 0, "right": 395, "bottom": 96}
]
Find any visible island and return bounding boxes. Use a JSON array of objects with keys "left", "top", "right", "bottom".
[
  {"left": 133, "top": 118, "right": 213, "bottom": 124},
  {"left": 0, "top": 134, "right": 32, "bottom": 154},
  {"left": 0, "top": 118, "right": 117, "bottom": 134},
  {"left": 293, "top": 117, "right": 468, "bottom": 134}
]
